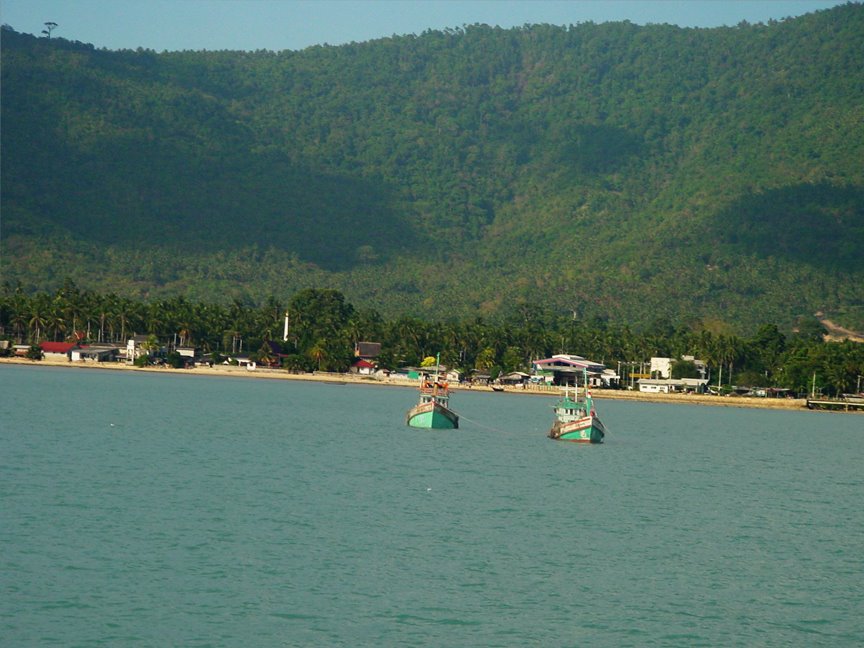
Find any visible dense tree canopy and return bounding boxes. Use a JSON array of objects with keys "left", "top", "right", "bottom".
[
  {"left": 2, "top": 282, "right": 862, "bottom": 397},
  {"left": 1, "top": 4, "right": 863, "bottom": 331}
]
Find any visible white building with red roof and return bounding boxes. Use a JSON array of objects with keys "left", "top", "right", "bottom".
[
  {"left": 350, "top": 358, "right": 377, "bottom": 375},
  {"left": 39, "top": 341, "right": 78, "bottom": 361}
]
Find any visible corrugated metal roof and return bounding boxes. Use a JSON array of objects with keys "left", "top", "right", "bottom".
[{"left": 533, "top": 355, "right": 605, "bottom": 370}]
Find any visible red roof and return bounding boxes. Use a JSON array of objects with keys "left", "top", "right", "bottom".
[
  {"left": 40, "top": 342, "right": 77, "bottom": 353},
  {"left": 353, "top": 359, "right": 376, "bottom": 369}
]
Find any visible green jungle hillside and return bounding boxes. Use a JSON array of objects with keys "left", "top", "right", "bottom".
[{"left": 2, "top": 3, "right": 863, "bottom": 333}]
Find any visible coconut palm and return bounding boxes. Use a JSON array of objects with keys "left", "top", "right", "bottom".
[
  {"left": 27, "top": 295, "right": 50, "bottom": 343},
  {"left": 115, "top": 297, "right": 140, "bottom": 343},
  {"left": 146, "top": 301, "right": 165, "bottom": 336},
  {"left": 475, "top": 346, "right": 497, "bottom": 371},
  {"left": 257, "top": 340, "right": 276, "bottom": 367},
  {"left": 307, "top": 340, "right": 327, "bottom": 370},
  {"left": 48, "top": 311, "right": 67, "bottom": 342},
  {"left": 8, "top": 294, "right": 29, "bottom": 343}
]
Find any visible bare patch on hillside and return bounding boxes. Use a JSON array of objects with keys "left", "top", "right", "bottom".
[{"left": 820, "top": 319, "right": 864, "bottom": 343}]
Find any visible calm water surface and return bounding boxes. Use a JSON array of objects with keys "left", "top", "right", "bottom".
[{"left": 2, "top": 365, "right": 862, "bottom": 646}]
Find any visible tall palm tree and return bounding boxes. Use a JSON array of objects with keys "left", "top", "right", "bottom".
[
  {"left": 115, "top": 297, "right": 139, "bottom": 343},
  {"left": 78, "top": 291, "right": 100, "bottom": 342},
  {"left": 716, "top": 334, "right": 743, "bottom": 386},
  {"left": 308, "top": 340, "right": 327, "bottom": 371},
  {"left": 146, "top": 301, "right": 165, "bottom": 337},
  {"left": 257, "top": 340, "right": 276, "bottom": 367},
  {"left": 27, "top": 294, "right": 50, "bottom": 343},
  {"left": 8, "top": 292, "right": 29, "bottom": 343},
  {"left": 391, "top": 316, "right": 428, "bottom": 364},
  {"left": 196, "top": 302, "right": 227, "bottom": 353},
  {"left": 48, "top": 312, "right": 67, "bottom": 342},
  {"left": 94, "top": 297, "right": 113, "bottom": 343},
  {"left": 55, "top": 280, "right": 84, "bottom": 339}
]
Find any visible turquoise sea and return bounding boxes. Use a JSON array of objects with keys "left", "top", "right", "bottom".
[{"left": 2, "top": 364, "right": 863, "bottom": 647}]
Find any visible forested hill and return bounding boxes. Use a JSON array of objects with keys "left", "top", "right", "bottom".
[{"left": 2, "top": 3, "right": 863, "bottom": 332}]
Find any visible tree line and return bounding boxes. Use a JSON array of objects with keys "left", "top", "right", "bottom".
[{"left": 2, "top": 282, "right": 862, "bottom": 397}]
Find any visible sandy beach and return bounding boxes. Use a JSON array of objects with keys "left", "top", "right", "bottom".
[{"left": 1, "top": 356, "right": 823, "bottom": 412}]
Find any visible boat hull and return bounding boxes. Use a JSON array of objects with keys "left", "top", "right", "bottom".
[
  {"left": 406, "top": 401, "right": 459, "bottom": 429},
  {"left": 549, "top": 415, "right": 605, "bottom": 443}
]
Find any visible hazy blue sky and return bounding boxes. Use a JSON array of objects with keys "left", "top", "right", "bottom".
[{"left": 1, "top": 0, "right": 848, "bottom": 52}]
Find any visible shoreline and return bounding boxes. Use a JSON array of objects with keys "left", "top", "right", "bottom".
[{"left": 0, "top": 356, "right": 829, "bottom": 412}]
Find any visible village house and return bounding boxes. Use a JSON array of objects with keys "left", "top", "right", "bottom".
[
  {"left": 40, "top": 341, "right": 78, "bottom": 361},
  {"left": 224, "top": 354, "right": 255, "bottom": 368},
  {"left": 638, "top": 377, "right": 708, "bottom": 394},
  {"left": 350, "top": 359, "right": 376, "bottom": 375},
  {"left": 470, "top": 370, "right": 491, "bottom": 385},
  {"left": 499, "top": 371, "right": 530, "bottom": 386},
  {"left": 71, "top": 345, "right": 120, "bottom": 362},
  {"left": 176, "top": 346, "right": 199, "bottom": 359},
  {"left": 351, "top": 341, "right": 382, "bottom": 375},
  {"left": 443, "top": 368, "right": 461, "bottom": 383}
]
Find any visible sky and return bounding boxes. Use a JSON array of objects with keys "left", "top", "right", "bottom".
[{"left": 0, "top": 0, "right": 849, "bottom": 52}]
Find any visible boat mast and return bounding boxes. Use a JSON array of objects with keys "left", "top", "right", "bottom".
[{"left": 583, "top": 367, "right": 593, "bottom": 411}]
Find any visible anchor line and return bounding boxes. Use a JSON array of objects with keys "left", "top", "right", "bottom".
[{"left": 455, "top": 413, "right": 508, "bottom": 434}]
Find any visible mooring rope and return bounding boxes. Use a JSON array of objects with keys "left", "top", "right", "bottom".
[{"left": 455, "top": 412, "right": 509, "bottom": 434}]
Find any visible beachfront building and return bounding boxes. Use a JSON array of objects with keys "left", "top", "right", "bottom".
[
  {"left": 600, "top": 367, "right": 621, "bottom": 388},
  {"left": 350, "top": 359, "right": 376, "bottom": 375},
  {"left": 224, "top": 354, "right": 254, "bottom": 367},
  {"left": 650, "top": 357, "right": 673, "bottom": 379},
  {"left": 35, "top": 341, "right": 121, "bottom": 363},
  {"left": 71, "top": 345, "right": 120, "bottom": 362},
  {"left": 395, "top": 365, "right": 459, "bottom": 383},
  {"left": 532, "top": 354, "right": 607, "bottom": 386},
  {"left": 176, "top": 347, "right": 199, "bottom": 359},
  {"left": 638, "top": 378, "right": 708, "bottom": 393},
  {"left": 650, "top": 355, "right": 707, "bottom": 379},
  {"left": 500, "top": 371, "right": 530, "bottom": 386},
  {"left": 126, "top": 335, "right": 151, "bottom": 362},
  {"left": 40, "top": 341, "right": 78, "bottom": 361}
]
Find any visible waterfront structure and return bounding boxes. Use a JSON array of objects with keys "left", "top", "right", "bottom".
[
  {"left": 532, "top": 354, "right": 606, "bottom": 386},
  {"left": 638, "top": 378, "right": 708, "bottom": 393}
]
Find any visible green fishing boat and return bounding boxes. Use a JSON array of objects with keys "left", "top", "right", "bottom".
[
  {"left": 548, "top": 369, "right": 606, "bottom": 443},
  {"left": 406, "top": 355, "right": 459, "bottom": 429}
]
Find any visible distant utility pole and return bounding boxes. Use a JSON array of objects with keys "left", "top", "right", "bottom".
[{"left": 41, "top": 22, "right": 58, "bottom": 38}]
